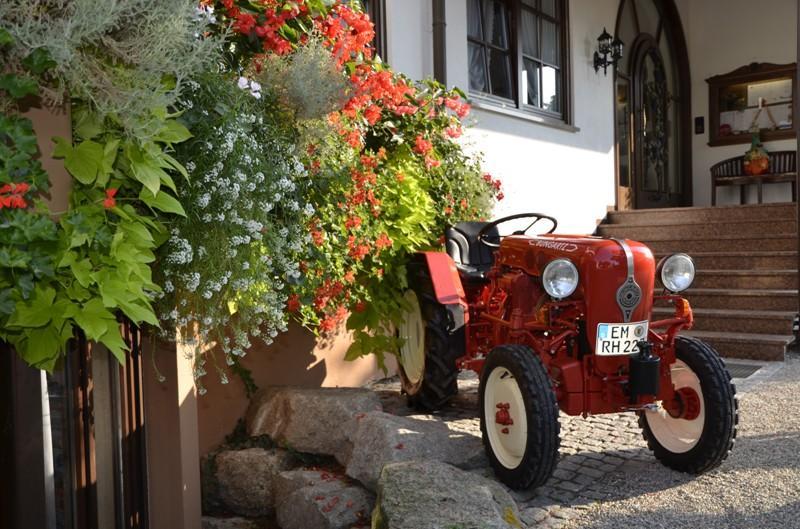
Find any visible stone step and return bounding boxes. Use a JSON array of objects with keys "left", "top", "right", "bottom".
[
  {"left": 645, "top": 234, "right": 797, "bottom": 253},
  {"left": 606, "top": 202, "right": 796, "bottom": 225},
  {"left": 597, "top": 219, "right": 796, "bottom": 240},
  {"left": 654, "top": 307, "right": 795, "bottom": 335},
  {"left": 681, "top": 329, "right": 790, "bottom": 361},
  {"left": 657, "top": 251, "right": 798, "bottom": 270},
  {"left": 685, "top": 288, "right": 798, "bottom": 311},
  {"left": 691, "top": 270, "right": 797, "bottom": 290}
]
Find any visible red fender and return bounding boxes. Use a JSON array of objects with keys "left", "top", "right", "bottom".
[{"left": 420, "top": 251, "right": 466, "bottom": 305}]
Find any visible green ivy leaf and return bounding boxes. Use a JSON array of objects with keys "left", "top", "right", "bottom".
[
  {"left": 21, "top": 48, "right": 56, "bottom": 75},
  {"left": 139, "top": 188, "right": 186, "bottom": 216},
  {"left": 96, "top": 139, "right": 119, "bottom": 187},
  {"left": 70, "top": 259, "right": 94, "bottom": 288},
  {"left": 22, "top": 326, "right": 65, "bottom": 370},
  {"left": 99, "top": 327, "right": 129, "bottom": 363},
  {"left": 73, "top": 298, "right": 116, "bottom": 341},
  {"left": 0, "top": 28, "right": 13, "bottom": 47},
  {"left": 52, "top": 136, "right": 73, "bottom": 159},
  {"left": 0, "top": 73, "right": 38, "bottom": 99},
  {"left": 7, "top": 286, "right": 56, "bottom": 328},
  {"left": 129, "top": 158, "right": 165, "bottom": 195},
  {"left": 64, "top": 140, "right": 104, "bottom": 185},
  {"left": 154, "top": 120, "right": 193, "bottom": 144},
  {"left": 118, "top": 299, "right": 159, "bottom": 326},
  {"left": 73, "top": 108, "right": 105, "bottom": 140}
]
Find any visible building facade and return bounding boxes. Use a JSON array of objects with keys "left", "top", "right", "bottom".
[{"left": 380, "top": 0, "right": 797, "bottom": 232}]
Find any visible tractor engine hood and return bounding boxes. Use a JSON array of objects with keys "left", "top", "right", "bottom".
[{"left": 497, "top": 234, "right": 656, "bottom": 329}]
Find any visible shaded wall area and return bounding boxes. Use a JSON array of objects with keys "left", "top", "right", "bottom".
[{"left": 676, "top": 0, "right": 798, "bottom": 206}]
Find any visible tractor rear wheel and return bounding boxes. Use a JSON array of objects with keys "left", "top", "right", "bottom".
[
  {"left": 479, "top": 345, "right": 560, "bottom": 490},
  {"left": 397, "top": 267, "right": 462, "bottom": 411},
  {"left": 639, "top": 336, "right": 738, "bottom": 473}
]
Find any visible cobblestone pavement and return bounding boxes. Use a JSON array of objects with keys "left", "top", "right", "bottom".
[{"left": 369, "top": 355, "right": 795, "bottom": 529}]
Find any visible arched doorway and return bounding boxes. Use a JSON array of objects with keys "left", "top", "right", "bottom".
[{"left": 614, "top": 0, "right": 691, "bottom": 210}]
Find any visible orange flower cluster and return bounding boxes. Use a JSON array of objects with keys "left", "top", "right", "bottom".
[
  {"left": 318, "top": 4, "right": 375, "bottom": 66},
  {"left": 216, "top": 0, "right": 305, "bottom": 55},
  {"left": 0, "top": 182, "right": 29, "bottom": 209}
]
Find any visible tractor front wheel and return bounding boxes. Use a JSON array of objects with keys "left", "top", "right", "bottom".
[
  {"left": 640, "top": 336, "right": 738, "bottom": 473},
  {"left": 397, "top": 267, "right": 462, "bottom": 411},
  {"left": 479, "top": 345, "right": 560, "bottom": 490}
]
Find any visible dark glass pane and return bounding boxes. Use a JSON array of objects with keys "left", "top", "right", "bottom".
[
  {"left": 668, "top": 100, "right": 680, "bottom": 193},
  {"left": 542, "top": 65, "right": 560, "bottom": 112},
  {"left": 468, "top": 43, "right": 489, "bottom": 93},
  {"left": 542, "top": 19, "right": 559, "bottom": 65},
  {"left": 616, "top": 77, "right": 631, "bottom": 187},
  {"left": 468, "top": 0, "right": 483, "bottom": 39},
  {"left": 521, "top": 0, "right": 536, "bottom": 8},
  {"left": 659, "top": 32, "right": 675, "bottom": 95},
  {"left": 488, "top": 48, "right": 514, "bottom": 99},
  {"left": 541, "top": 0, "right": 557, "bottom": 18},
  {"left": 521, "top": 9, "right": 539, "bottom": 58},
  {"left": 524, "top": 59, "right": 540, "bottom": 106},
  {"left": 635, "top": 0, "right": 660, "bottom": 37},
  {"left": 640, "top": 51, "right": 667, "bottom": 191},
  {"left": 616, "top": 0, "right": 637, "bottom": 75},
  {"left": 482, "top": 0, "right": 510, "bottom": 49}
]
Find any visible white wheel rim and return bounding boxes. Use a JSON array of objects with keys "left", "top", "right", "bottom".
[
  {"left": 484, "top": 366, "right": 528, "bottom": 469},
  {"left": 398, "top": 290, "right": 425, "bottom": 385},
  {"left": 645, "top": 359, "right": 705, "bottom": 454}
]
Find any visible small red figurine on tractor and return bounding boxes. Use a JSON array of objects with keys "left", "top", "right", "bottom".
[{"left": 397, "top": 213, "right": 738, "bottom": 490}]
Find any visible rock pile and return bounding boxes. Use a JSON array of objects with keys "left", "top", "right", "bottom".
[{"left": 201, "top": 386, "right": 521, "bottom": 529}]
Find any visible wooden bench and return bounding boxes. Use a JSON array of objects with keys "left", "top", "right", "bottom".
[{"left": 711, "top": 150, "right": 797, "bottom": 205}]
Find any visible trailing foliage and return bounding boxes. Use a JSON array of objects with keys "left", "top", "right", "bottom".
[
  {"left": 155, "top": 73, "right": 310, "bottom": 391},
  {"left": 0, "top": 29, "right": 61, "bottom": 368},
  {"left": 0, "top": 3, "right": 213, "bottom": 370}
]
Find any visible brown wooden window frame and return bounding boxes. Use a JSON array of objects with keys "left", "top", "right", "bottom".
[{"left": 468, "top": 0, "right": 572, "bottom": 125}]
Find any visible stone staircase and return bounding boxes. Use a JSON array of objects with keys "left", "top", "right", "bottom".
[{"left": 597, "top": 202, "right": 798, "bottom": 361}]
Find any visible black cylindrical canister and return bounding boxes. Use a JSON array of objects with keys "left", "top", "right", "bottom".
[{"left": 628, "top": 341, "right": 660, "bottom": 403}]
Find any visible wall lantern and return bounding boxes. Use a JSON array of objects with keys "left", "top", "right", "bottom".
[{"left": 593, "top": 28, "right": 623, "bottom": 76}]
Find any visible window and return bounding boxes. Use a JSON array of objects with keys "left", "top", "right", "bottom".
[
  {"left": 468, "top": 0, "right": 570, "bottom": 122},
  {"left": 361, "top": 0, "right": 387, "bottom": 61}
]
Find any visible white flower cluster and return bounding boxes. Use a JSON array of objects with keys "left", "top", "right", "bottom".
[{"left": 157, "top": 75, "right": 312, "bottom": 378}]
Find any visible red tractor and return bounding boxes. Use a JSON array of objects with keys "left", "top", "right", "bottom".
[{"left": 397, "top": 213, "right": 738, "bottom": 490}]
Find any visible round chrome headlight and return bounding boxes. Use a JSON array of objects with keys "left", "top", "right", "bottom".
[
  {"left": 659, "top": 253, "right": 695, "bottom": 293},
  {"left": 542, "top": 259, "right": 579, "bottom": 299}
]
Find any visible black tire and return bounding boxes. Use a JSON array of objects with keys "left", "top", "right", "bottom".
[
  {"left": 397, "top": 264, "right": 463, "bottom": 411},
  {"left": 479, "top": 345, "right": 560, "bottom": 490},
  {"left": 639, "top": 335, "right": 738, "bottom": 473}
]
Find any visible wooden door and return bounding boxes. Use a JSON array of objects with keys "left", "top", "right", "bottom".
[
  {"left": 613, "top": 0, "right": 691, "bottom": 210},
  {"left": 632, "top": 40, "right": 681, "bottom": 208},
  {"left": 0, "top": 322, "right": 149, "bottom": 529}
]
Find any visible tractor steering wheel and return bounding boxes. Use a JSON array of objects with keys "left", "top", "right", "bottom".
[{"left": 477, "top": 212, "right": 558, "bottom": 248}]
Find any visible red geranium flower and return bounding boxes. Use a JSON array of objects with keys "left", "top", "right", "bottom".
[
  {"left": 413, "top": 135, "right": 433, "bottom": 155},
  {"left": 103, "top": 188, "right": 118, "bottom": 209},
  {"left": 287, "top": 294, "right": 301, "bottom": 312}
]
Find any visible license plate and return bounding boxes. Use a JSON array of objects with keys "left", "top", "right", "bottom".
[{"left": 595, "top": 321, "right": 649, "bottom": 356}]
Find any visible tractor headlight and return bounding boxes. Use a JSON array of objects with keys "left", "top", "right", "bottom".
[
  {"left": 542, "top": 259, "right": 579, "bottom": 299},
  {"left": 659, "top": 253, "right": 695, "bottom": 293}
]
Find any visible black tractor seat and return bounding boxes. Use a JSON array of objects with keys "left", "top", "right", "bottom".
[{"left": 445, "top": 221, "right": 497, "bottom": 281}]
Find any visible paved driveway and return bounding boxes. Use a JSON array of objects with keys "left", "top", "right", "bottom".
[{"left": 370, "top": 354, "right": 798, "bottom": 529}]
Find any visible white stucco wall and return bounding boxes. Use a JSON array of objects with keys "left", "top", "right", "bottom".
[
  {"left": 384, "top": 0, "right": 620, "bottom": 234},
  {"left": 677, "top": 0, "right": 797, "bottom": 206}
]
